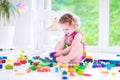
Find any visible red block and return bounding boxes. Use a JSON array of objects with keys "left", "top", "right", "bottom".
[
  {"left": 36, "top": 56, "right": 40, "bottom": 59},
  {"left": 0, "top": 60, "right": 6, "bottom": 64},
  {"left": 20, "top": 61, "right": 27, "bottom": 64},
  {"left": 45, "top": 57, "right": 49, "bottom": 60},
  {"left": 14, "top": 62, "right": 21, "bottom": 66}
]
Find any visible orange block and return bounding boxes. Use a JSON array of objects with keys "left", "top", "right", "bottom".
[
  {"left": 59, "top": 64, "right": 67, "bottom": 69},
  {"left": 68, "top": 68, "right": 75, "bottom": 73},
  {"left": 26, "top": 69, "right": 31, "bottom": 73},
  {"left": 101, "top": 71, "right": 109, "bottom": 74}
]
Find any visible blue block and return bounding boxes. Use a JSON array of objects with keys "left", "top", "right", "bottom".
[
  {"left": 92, "top": 65, "right": 97, "bottom": 68},
  {"left": 2, "top": 56, "right": 7, "bottom": 59},
  {"left": 32, "top": 56, "right": 37, "bottom": 60},
  {"left": 116, "top": 54, "right": 120, "bottom": 57},
  {"left": 101, "top": 64, "right": 106, "bottom": 68},
  {"left": 79, "top": 62, "right": 84, "bottom": 66},
  {"left": 62, "top": 76, "right": 67, "bottom": 79},
  {"left": 0, "top": 57, "right": 3, "bottom": 60},
  {"left": 43, "top": 59, "right": 55, "bottom": 63},
  {"left": 0, "top": 64, "right": 3, "bottom": 69},
  {"left": 55, "top": 67, "right": 59, "bottom": 72},
  {"left": 49, "top": 63, "right": 53, "bottom": 67},
  {"left": 49, "top": 52, "right": 56, "bottom": 58}
]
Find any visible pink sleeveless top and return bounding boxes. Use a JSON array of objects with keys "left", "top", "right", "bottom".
[
  {"left": 65, "top": 31, "right": 85, "bottom": 50},
  {"left": 64, "top": 31, "right": 86, "bottom": 59}
]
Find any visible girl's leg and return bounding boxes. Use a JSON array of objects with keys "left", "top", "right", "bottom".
[{"left": 56, "top": 42, "right": 83, "bottom": 64}]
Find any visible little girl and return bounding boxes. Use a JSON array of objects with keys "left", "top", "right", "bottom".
[{"left": 53, "top": 13, "right": 86, "bottom": 64}]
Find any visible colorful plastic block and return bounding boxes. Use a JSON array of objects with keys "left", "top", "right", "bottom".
[
  {"left": 49, "top": 52, "right": 56, "bottom": 58},
  {"left": 0, "top": 64, "right": 3, "bottom": 69},
  {"left": 5, "top": 64, "right": 14, "bottom": 70}
]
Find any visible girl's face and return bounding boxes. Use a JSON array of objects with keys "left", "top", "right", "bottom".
[{"left": 60, "top": 23, "right": 75, "bottom": 36}]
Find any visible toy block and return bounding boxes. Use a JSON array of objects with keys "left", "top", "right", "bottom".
[
  {"left": 79, "top": 62, "right": 84, "bottom": 66},
  {"left": 76, "top": 69, "right": 85, "bottom": 75},
  {"left": 111, "top": 72, "right": 116, "bottom": 76},
  {"left": 77, "top": 65, "right": 86, "bottom": 70},
  {"left": 116, "top": 54, "right": 120, "bottom": 57},
  {"left": 62, "top": 76, "right": 68, "bottom": 80},
  {"left": 92, "top": 65, "right": 97, "bottom": 68},
  {"left": 62, "top": 70, "right": 68, "bottom": 75},
  {"left": 69, "top": 73, "right": 76, "bottom": 76},
  {"left": 5, "top": 64, "right": 14, "bottom": 70},
  {"left": 43, "top": 67, "right": 50, "bottom": 72},
  {"left": 49, "top": 52, "right": 56, "bottom": 58},
  {"left": 28, "top": 59, "right": 33, "bottom": 63},
  {"left": 26, "top": 69, "right": 32, "bottom": 73},
  {"left": 20, "top": 50, "right": 25, "bottom": 53},
  {"left": 29, "top": 66, "right": 36, "bottom": 71},
  {"left": 0, "top": 64, "right": 3, "bottom": 69},
  {"left": 36, "top": 56, "right": 40, "bottom": 59},
  {"left": 39, "top": 58, "right": 44, "bottom": 61},
  {"left": 83, "top": 59, "right": 93, "bottom": 63},
  {"left": 37, "top": 67, "right": 50, "bottom": 72},
  {"left": 2, "top": 56, "right": 7, "bottom": 59},
  {"left": 2, "top": 60, "right": 6, "bottom": 63},
  {"left": 15, "top": 72, "right": 25, "bottom": 76},
  {"left": 68, "top": 65, "right": 71, "bottom": 68},
  {"left": 0, "top": 57, "right": 3, "bottom": 60},
  {"left": 0, "top": 60, "right": 3, "bottom": 64},
  {"left": 61, "top": 64, "right": 67, "bottom": 68},
  {"left": 118, "top": 70, "right": 120, "bottom": 72},
  {"left": 83, "top": 73, "right": 92, "bottom": 76},
  {"left": 86, "top": 56, "right": 93, "bottom": 59},
  {"left": 32, "top": 62, "right": 39, "bottom": 66},
  {"left": 49, "top": 63, "right": 53, "bottom": 67},
  {"left": 20, "top": 60, "right": 27, "bottom": 64},
  {"left": 53, "top": 62, "right": 57, "bottom": 66},
  {"left": 32, "top": 56, "right": 37, "bottom": 60},
  {"left": 13, "top": 62, "right": 21, "bottom": 66},
  {"left": 7, "top": 59, "right": 12, "bottom": 64},
  {"left": 101, "top": 71, "right": 109, "bottom": 74},
  {"left": 45, "top": 57, "right": 49, "bottom": 60},
  {"left": 55, "top": 67, "right": 59, "bottom": 72}
]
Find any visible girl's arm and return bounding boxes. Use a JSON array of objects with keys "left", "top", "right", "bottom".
[{"left": 61, "top": 33, "right": 83, "bottom": 54}]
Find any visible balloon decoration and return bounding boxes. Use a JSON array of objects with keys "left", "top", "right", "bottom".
[{"left": 16, "top": 2, "right": 25, "bottom": 13}]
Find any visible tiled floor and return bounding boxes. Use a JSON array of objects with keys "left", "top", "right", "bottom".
[{"left": 0, "top": 50, "right": 120, "bottom": 80}]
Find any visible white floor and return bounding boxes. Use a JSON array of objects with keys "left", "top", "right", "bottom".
[{"left": 0, "top": 50, "right": 120, "bottom": 80}]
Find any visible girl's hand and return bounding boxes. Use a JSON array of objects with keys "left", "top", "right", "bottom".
[{"left": 54, "top": 51, "right": 62, "bottom": 57}]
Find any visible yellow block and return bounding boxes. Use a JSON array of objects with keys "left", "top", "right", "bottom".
[
  {"left": 111, "top": 72, "right": 116, "bottom": 76},
  {"left": 86, "top": 56, "right": 93, "bottom": 59},
  {"left": 16, "top": 72, "right": 25, "bottom": 76}
]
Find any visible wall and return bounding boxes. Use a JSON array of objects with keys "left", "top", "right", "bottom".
[{"left": 12, "top": 0, "right": 33, "bottom": 50}]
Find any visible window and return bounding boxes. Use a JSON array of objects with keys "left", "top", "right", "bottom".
[
  {"left": 110, "top": 0, "right": 120, "bottom": 46},
  {"left": 36, "top": 0, "right": 120, "bottom": 52}
]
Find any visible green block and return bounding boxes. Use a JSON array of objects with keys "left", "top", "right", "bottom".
[
  {"left": 39, "top": 58, "right": 44, "bottom": 61},
  {"left": 77, "top": 65, "right": 86, "bottom": 70},
  {"left": 5, "top": 64, "right": 14, "bottom": 70},
  {"left": 28, "top": 59, "right": 33, "bottom": 63},
  {"left": 62, "top": 70, "right": 68, "bottom": 75},
  {"left": 93, "top": 62, "right": 98, "bottom": 65},
  {"left": 29, "top": 66, "right": 36, "bottom": 71},
  {"left": 77, "top": 69, "right": 84, "bottom": 75},
  {"left": 80, "top": 66, "right": 86, "bottom": 69},
  {"left": 84, "top": 62, "right": 89, "bottom": 66},
  {"left": 53, "top": 62, "right": 57, "bottom": 66}
]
